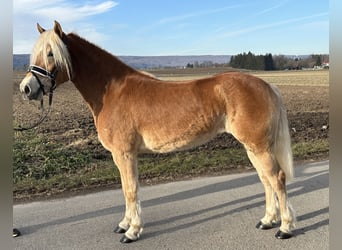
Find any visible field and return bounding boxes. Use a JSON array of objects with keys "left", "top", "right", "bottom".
[{"left": 13, "top": 69, "right": 329, "bottom": 201}]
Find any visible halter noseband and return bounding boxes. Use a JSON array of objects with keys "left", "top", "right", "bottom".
[
  {"left": 14, "top": 66, "right": 58, "bottom": 131},
  {"left": 28, "top": 65, "right": 57, "bottom": 95}
]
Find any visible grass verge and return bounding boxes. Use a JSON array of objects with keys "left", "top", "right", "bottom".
[{"left": 13, "top": 129, "right": 328, "bottom": 201}]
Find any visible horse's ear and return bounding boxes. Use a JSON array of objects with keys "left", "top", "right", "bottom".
[
  {"left": 53, "top": 20, "right": 63, "bottom": 39},
  {"left": 37, "top": 23, "right": 45, "bottom": 33}
]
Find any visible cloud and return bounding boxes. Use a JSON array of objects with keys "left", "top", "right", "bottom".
[
  {"left": 13, "top": 0, "right": 118, "bottom": 53},
  {"left": 139, "top": 4, "right": 245, "bottom": 34},
  {"left": 252, "top": 2, "right": 288, "bottom": 17},
  {"left": 223, "top": 12, "right": 329, "bottom": 38},
  {"left": 14, "top": 0, "right": 118, "bottom": 22},
  {"left": 160, "top": 4, "right": 245, "bottom": 24}
]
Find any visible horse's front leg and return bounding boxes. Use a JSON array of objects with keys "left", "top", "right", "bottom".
[{"left": 112, "top": 151, "right": 143, "bottom": 243}]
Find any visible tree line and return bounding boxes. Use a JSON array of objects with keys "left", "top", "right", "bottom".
[
  {"left": 229, "top": 52, "right": 274, "bottom": 70},
  {"left": 186, "top": 60, "right": 228, "bottom": 68},
  {"left": 229, "top": 52, "right": 329, "bottom": 70}
]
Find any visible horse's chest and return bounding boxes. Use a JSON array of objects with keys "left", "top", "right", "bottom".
[
  {"left": 97, "top": 128, "right": 112, "bottom": 151},
  {"left": 96, "top": 116, "right": 139, "bottom": 153}
]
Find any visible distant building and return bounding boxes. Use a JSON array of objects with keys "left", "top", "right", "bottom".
[{"left": 321, "top": 62, "right": 329, "bottom": 69}]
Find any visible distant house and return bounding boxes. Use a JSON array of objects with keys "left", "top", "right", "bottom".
[{"left": 321, "top": 62, "right": 329, "bottom": 69}]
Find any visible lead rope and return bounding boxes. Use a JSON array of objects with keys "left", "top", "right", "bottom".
[{"left": 13, "top": 90, "right": 54, "bottom": 132}]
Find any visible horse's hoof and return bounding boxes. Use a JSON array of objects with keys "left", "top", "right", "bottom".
[
  {"left": 255, "top": 221, "right": 273, "bottom": 230},
  {"left": 120, "top": 235, "right": 136, "bottom": 244},
  {"left": 113, "top": 226, "right": 127, "bottom": 234},
  {"left": 13, "top": 228, "right": 21, "bottom": 237},
  {"left": 275, "top": 230, "right": 293, "bottom": 239}
]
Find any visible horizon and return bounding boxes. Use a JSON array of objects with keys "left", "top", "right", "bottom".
[
  {"left": 14, "top": 0, "right": 328, "bottom": 56},
  {"left": 13, "top": 53, "right": 329, "bottom": 71},
  {"left": 12, "top": 53, "right": 328, "bottom": 57}
]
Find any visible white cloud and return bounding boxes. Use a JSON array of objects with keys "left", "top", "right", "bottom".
[
  {"left": 139, "top": 4, "right": 245, "bottom": 34},
  {"left": 252, "top": 2, "right": 287, "bottom": 18},
  {"left": 13, "top": 0, "right": 118, "bottom": 53},
  {"left": 222, "top": 12, "right": 329, "bottom": 38},
  {"left": 32, "top": 1, "right": 118, "bottom": 22},
  {"left": 158, "top": 4, "right": 245, "bottom": 25},
  {"left": 72, "top": 23, "right": 110, "bottom": 46},
  {"left": 14, "top": 0, "right": 117, "bottom": 18}
]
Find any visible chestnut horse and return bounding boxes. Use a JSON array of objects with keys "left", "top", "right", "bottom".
[{"left": 19, "top": 21, "right": 295, "bottom": 243}]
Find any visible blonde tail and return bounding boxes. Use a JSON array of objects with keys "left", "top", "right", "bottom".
[
  {"left": 272, "top": 86, "right": 294, "bottom": 182},
  {"left": 276, "top": 106, "right": 294, "bottom": 182}
]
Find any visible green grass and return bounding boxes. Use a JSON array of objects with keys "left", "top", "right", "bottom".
[
  {"left": 13, "top": 131, "right": 91, "bottom": 182},
  {"left": 13, "top": 128, "right": 328, "bottom": 200},
  {"left": 292, "top": 140, "right": 329, "bottom": 159},
  {"left": 138, "top": 147, "right": 250, "bottom": 180}
]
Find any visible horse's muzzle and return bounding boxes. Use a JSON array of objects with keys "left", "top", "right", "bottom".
[{"left": 20, "top": 81, "right": 42, "bottom": 100}]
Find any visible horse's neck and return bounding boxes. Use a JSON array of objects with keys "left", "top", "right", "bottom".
[{"left": 67, "top": 34, "right": 134, "bottom": 119}]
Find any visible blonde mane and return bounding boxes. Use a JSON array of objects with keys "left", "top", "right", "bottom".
[{"left": 31, "top": 30, "right": 72, "bottom": 79}]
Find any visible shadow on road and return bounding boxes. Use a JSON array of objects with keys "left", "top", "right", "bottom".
[{"left": 142, "top": 165, "right": 329, "bottom": 240}]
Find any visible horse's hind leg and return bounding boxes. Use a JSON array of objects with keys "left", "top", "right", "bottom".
[
  {"left": 247, "top": 151, "right": 279, "bottom": 229},
  {"left": 247, "top": 150, "right": 295, "bottom": 239},
  {"left": 112, "top": 151, "right": 143, "bottom": 243}
]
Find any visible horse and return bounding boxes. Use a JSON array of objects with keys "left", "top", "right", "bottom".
[{"left": 19, "top": 21, "right": 295, "bottom": 243}]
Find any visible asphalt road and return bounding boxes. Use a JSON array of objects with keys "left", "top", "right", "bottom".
[{"left": 13, "top": 161, "right": 329, "bottom": 250}]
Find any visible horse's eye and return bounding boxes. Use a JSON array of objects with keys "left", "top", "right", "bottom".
[{"left": 48, "top": 51, "right": 54, "bottom": 57}]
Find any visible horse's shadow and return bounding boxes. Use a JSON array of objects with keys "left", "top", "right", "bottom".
[
  {"left": 142, "top": 162, "right": 329, "bottom": 240},
  {"left": 16, "top": 161, "right": 329, "bottom": 239}
]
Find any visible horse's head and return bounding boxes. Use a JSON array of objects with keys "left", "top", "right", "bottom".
[{"left": 20, "top": 21, "right": 72, "bottom": 100}]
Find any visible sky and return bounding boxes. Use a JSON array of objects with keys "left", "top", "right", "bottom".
[{"left": 13, "top": 0, "right": 329, "bottom": 56}]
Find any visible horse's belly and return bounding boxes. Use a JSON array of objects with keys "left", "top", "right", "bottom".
[
  {"left": 139, "top": 133, "right": 215, "bottom": 153},
  {"left": 139, "top": 115, "right": 228, "bottom": 153}
]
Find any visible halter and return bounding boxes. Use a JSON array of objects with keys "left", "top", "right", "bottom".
[
  {"left": 28, "top": 65, "right": 57, "bottom": 101},
  {"left": 14, "top": 65, "right": 58, "bottom": 131}
]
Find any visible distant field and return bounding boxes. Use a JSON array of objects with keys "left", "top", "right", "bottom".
[
  {"left": 252, "top": 70, "right": 329, "bottom": 86},
  {"left": 13, "top": 68, "right": 329, "bottom": 86},
  {"left": 148, "top": 68, "right": 329, "bottom": 86}
]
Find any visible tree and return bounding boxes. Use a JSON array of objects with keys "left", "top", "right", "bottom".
[
  {"left": 273, "top": 55, "right": 288, "bottom": 70},
  {"left": 315, "top": 55, "right": 322, "bottom": 66},
  {"left": 229, "top": 52, "right": 275, "bottom": 70},
  {"left": 264, "top": 53, "right": 274, "bottom": 71}
]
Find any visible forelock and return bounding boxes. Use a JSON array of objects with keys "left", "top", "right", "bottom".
[{"left": 30, "top": 30, "right": 72, "bottom": 79}]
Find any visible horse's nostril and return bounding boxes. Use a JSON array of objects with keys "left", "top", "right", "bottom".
[{"left": 24, "top": 85, "right": 31, "bottom": 95}]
